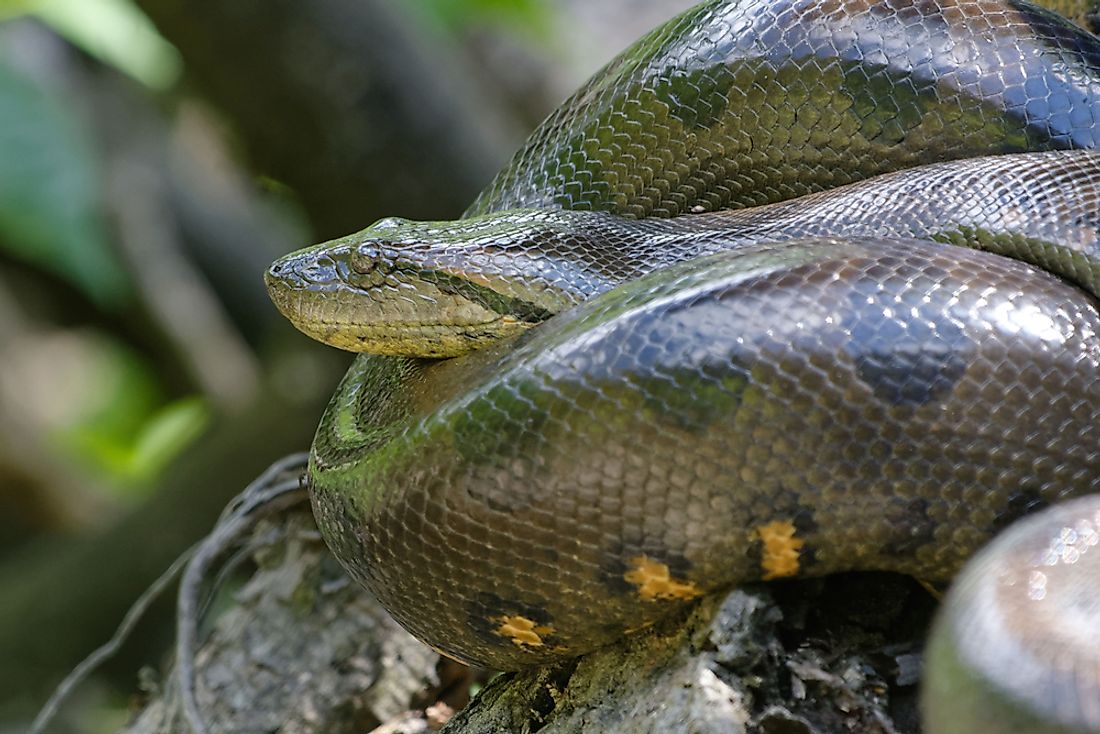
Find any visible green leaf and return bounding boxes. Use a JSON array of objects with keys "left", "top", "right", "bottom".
[
  {"left": 0, "top": 1, "right": 36, "bottom": 20},
  {"left": 32, "top": 0, "right": 182, "bottom": 90},
  {"left": 410, "top": 0, "right": 552, "bottom": 41},
  {"left": 125, "top": 397, "right": 210, "bottom": 482},
  {"left": 0, "top": 56, "right": 131, "bottom": 308},
  {"left": 43, "top": 334, "right": 209, "bottom": 493}
]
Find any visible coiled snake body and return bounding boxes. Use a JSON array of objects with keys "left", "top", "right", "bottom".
[{"left": 267, "top": 0, "right": 1100, "bottom": 730}]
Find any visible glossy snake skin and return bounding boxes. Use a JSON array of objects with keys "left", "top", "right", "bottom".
[
  {"left": 268, "top": 150, "right": 1100, "bottom": 356},
  {"left": 268, "top": 0, "right": 1100, "bottom": 730},
  {"left": 467, "top": 0, "right": 1100, "bottom": 217},
  {"left": 923, "top": 494, "right": 1100, "bottom": 733}
]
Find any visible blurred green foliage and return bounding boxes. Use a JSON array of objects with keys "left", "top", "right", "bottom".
[
  {"left": 47, "top": 334, "right": 210, "bottom": 491},
  {"left": 19, "top": 0, "right": 182, "bottom": 88},
  {"left": 412, "top": 0, "right": 552, "bottom": 39},
  {"left": 0, "top": 58, "right": 130, "bottom": 309},
  {"left": 0, "top": 0, "right": 206, "bottom": 501}
]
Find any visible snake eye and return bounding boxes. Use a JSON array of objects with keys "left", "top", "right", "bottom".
[{"left": 350, "top": 243, "right": 395, "bottom": 275}]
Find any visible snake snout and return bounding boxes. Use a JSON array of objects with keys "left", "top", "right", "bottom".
[
  {"left": 266, "top": 248, "right": 343, "bottom": 293},
  {"left": 263, "top": 261, "right": 286, "bottom": 291}
]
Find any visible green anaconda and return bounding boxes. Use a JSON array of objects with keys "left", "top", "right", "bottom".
[
  {"left": 266, "top": 0, "right": 1100, "bottom": 730},
  {"left": 267, "top": 149, "right": 1100, "bottom": 357}
]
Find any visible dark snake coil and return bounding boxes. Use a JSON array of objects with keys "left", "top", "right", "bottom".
[{"left": 273, "top": 0, "right": 1100, "bottom": 730}]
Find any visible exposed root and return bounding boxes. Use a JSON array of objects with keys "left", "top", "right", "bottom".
[{"left": 29, "top": 452, "right": 311, "bottom": 734}]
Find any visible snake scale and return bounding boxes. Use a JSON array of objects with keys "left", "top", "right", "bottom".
[{"left": 266, "top": 0, "right": 1100, "bottom": 730}]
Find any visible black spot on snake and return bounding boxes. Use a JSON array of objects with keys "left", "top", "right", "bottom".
[
  {"left": 1010, "top": 0, "right": 1100, "bottom": 74},
  {"left": 991, "top": 486, "right": 1049, "bottom": 532},
  {"left": 880, "top": 496, "right": 938, "bottom": 557},
  {"left": 843, "top": 286, "right": 972, "bottom": 407},
  {"left": 638, "top": 359, "right": 752, "bottom": 433}
]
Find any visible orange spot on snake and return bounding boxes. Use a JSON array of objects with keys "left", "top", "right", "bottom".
[
  {"left": 494, "top": 615, "right": 555, "bottom": 648},
  {"left": 756, "top": 520, "right": 805, "bottom": 580},
  {"left": 624, "top": 555, "right": 703, "bottom": 601}
]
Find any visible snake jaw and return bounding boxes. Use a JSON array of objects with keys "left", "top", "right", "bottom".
[
  {"left": 300, "top": 319, "right": 533, "bottom": 358},
  {"left": 265, "top": 262, "right": 535, "bottom": 357}
]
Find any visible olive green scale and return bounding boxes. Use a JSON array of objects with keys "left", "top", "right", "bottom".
[
  {"left": 299, "top": 0, "right": 1100, "bottom": 726},
  {"left": 310, "top": 236, "right": 1100, "bottom": 670}
]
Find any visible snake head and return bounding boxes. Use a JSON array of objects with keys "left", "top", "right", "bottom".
[{"left": 264, "top": 209, "right": 618, "bottom": 357}]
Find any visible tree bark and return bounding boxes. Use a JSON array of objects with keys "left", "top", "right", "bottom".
[
  {"left": 122, "top": 510, "right": 446, "bottom": 734},
  {"left": 1, "top": 375, "right": 341, "bottom": 720}
]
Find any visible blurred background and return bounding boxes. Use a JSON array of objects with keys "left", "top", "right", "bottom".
[{"left": 0, "top": 0, "right": 697, "bottom": 731}]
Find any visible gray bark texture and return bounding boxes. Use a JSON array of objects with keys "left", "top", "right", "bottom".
[
  {"left": 122, "top": 510, "right": 444, "bottom": 734},
  {"left": 121, "top": 503, "right": 934, "bottom": 733}
]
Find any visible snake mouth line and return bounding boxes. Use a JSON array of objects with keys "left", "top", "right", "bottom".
[
  {"left": 296, "top": 315, "right": 521, "bottom": 334},
  {"left": 265, "top": 260, "right": 559, "bottom": 356},
  {"left": 423, "top": 269, "right": 557, "bottom": 324},
  {"left": 288, "top": 310, "right": 531, "bottom": 357},
  {"left": 267, "top": 264, "right": 556, "bottom": 325}
]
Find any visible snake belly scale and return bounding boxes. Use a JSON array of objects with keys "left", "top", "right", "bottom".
[{"left": 264, "top": 0, "right": 1100, "bottom": 728}]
